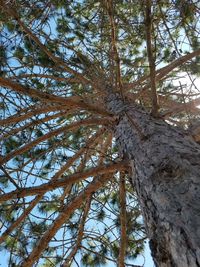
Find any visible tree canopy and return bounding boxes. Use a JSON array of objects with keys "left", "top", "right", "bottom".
[{"left": 0, "top": 0, "right": 200, "bottom": 266}]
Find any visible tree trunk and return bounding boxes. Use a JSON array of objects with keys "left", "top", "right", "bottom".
[{"left": 107, "top": 93, "right": 200, "bottom": 267}]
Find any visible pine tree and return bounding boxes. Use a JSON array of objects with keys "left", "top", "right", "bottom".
[{"left": 0, "top": 0, "right": 200, "bottom": 266}]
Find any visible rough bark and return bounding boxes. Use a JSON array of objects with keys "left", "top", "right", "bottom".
[{"left": 107, "top": 93, "right": 200, "bottom": 267}]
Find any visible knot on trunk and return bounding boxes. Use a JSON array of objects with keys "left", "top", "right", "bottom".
[{"left": 105, "top": 92, "right": 128, "bottom": 114}]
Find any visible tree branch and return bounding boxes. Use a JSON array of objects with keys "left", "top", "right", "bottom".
[
  {"left": 0, "top": 161, "right": 128, "bottom": 202},
  {"left": 125, "top": 48, "right": 200, "bottom": 96},
  {"left": 2, "top": 3, "right": 91, "bottom": 86},
  {"left": 0, "top": 166, "right": 20, "bottom": 190},
  {"left": 10, "top": 74, "right": 84, "bottom": 84},
  {"left": 106, "top": 0, "right": 124, "bottom": 96},
  {"left": 0, "top": 118, "right": 108, "bottom": 165},
  {"left": 0, "top": 195, "right": 43, "bottom": 244},
  {"left": 0, "top": 105, "right": 68, "bottom": 126},
  {"left": 62, "top": 195, "right": 92, "bottom": 267},
  {"left": 162, "top": 96, "right": 200, "bottom": 118},
  {"left": 20, "top": 170, "right": 123, "bottom": 267},
  {"left": 0, "top": 130, "right": 105, "bottom": 243},
  {"left": 0, "top": 110, "right": 70, "bottom": 140},
  {"left": 0, "top": 77, "right": 110, "bottom": 116},
  {"left": 145, "top": 0, "right": 159, "bottom": 116},
  {"left": 118, "top": 172, "right": 127, "bottom": 267},
  {"left": 156, "top": 48, "right": 200, "bottom": 81}
]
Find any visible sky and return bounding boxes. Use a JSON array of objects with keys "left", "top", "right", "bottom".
[{"left": 1, "top": 3, "right": 199, "bottom": 267}]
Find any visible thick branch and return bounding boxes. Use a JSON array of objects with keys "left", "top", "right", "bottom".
[
  {"left": 98, "top": 133, "right": 113, "bottom": 165},
  {"left": 2, "top": 4, "right": 90, "bottom": 86},
  {"left": 0, "top": 161, "right": 128, "bottom": 202},
  {"left": 145, "top": 0, "right": 159, "bottom": 116},
  {"left": 0, "top": 106, "right": 67, "bottom": 126},
  {"left": 0, "top": 78, "right": 110, "bottom": 116},
  {"left": 62, "top": 195, "right": 92, "bottom": 267},
  {"left": 118, "top": 172, "right": 127, "bottom": 267},
  {"left": 0, "top": 130, "right": 104, "bottom": 242},
  {"left": 20, "top": 171, "right": 122, "bottom": 267},
  {"left": 0, "top": 110, "right": 70, "bottom": 140},
  {"left": 0, "top": 118, "right": 108, "bottom": 164},
  {"left": 106, "top": 0, "right": 123, "bottom": 94},
  {"left": 11, "top": 74, "right": 84, "bottom": 84},
  {"left": 58, "top": 129, "right": 105, "bottom": 202},
  {"left": 125, "top": 48, "right": 200, "bottom": 94},
  {"left": 162, "top": 96, "right": 200, "bottom": 118},
  {"left": 52, "top": 128, "right": 106, "bottom": 180},
  {"left": 0, "top": 195, "right": 43, "bottom": 244},
  {"left": 156, "top": 48, "right": 200, "bottom": 81}
]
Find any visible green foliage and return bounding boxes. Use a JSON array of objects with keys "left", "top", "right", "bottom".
[
  {"left": 29, "top": 222, "right": 48, "bottom": 236},
  {"left": 3, "top": 137, "right": 21, "bottom": 154},
  {"left": 0, "top": 0, "right": 199, "bottom": 266},
  {"left": 0, "top": 46, "right": 7, "bottom": 66},
  {"left": 13, "top": 47, "right": 25, "bottom": 60},
  {"left": 0, "top": 176, "right": 9, "bottom": 187},
  {"left": 81, "top": 252, "right": 107, "bottom": 267},
  {"left": 38, "top": 201, "right": 59, "bottom": 214},
  {"left": 96, "top": 209, "right": 106, "bottom": 221}
]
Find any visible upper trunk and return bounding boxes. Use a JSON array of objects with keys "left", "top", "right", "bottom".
[{"left": 106, "top": 93, "right": 200, "bottom": 267}]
